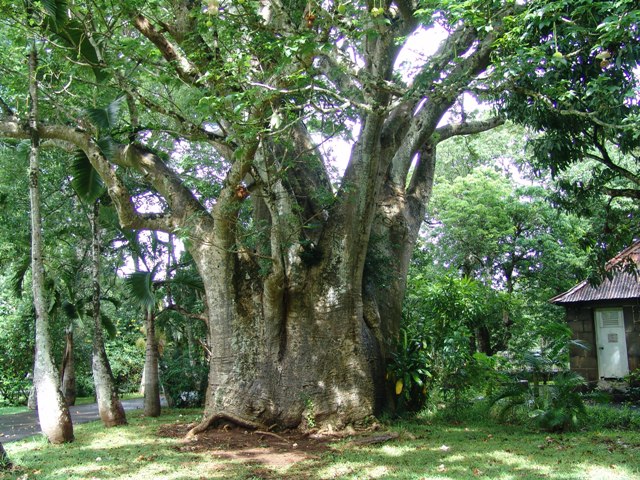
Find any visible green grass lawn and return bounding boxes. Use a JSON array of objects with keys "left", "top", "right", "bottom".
[
  {"left": 0, "top": 406, "right": 28, "bottom": 416},
  {"left": 1, "top": 409, "right": 639, "bottom": 480}
]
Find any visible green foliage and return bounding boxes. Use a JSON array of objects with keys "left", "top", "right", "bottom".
[
  {"left": 86, "top": 97, "right": 126, "bottom": 133},
  {"left": 496, "top": 0, "right": 640, "bottom": 148},
  {"left": 70, "top": 151, "right": 105, "bottom": 203},
  {"left": 387, "top": 328, "right": 431, "bottom": 412},
  {"left": 0, "top": 275, "right": 35, "bottom": 406},
  {"left": 428, "top": 165, "right": 589, "bottom": 294},
  {"left": 391, "top": 274, "right": 509, "bottom": 412},
  {"left": 160, "top": 350, "right": 207, "bottom": 408},
  {"left": 531, "top": 372, "right": 587, "bottom": 432},
  {"left": 489, "top": 369, "right": 587, "bottom": 432},
  {"left": 38, "top": 0, "right": 69, "bottom": 25},
  {"left": 493, "top": 0, "right": 640, "bottom": 234},
  {"left": 105, "top": 338, "right": 144, "bottom": 394},
  {"left": 125, "top": 271, "right": 156, "bottom": 313},
  {"left": 585, "top": 404, "right": 640, "bottom": 431},
  {"left": 36, "top": 0, "right": 108, "bottom": 82}
]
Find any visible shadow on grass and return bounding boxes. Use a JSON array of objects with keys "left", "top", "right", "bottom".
[
  {"left": 280, "top": 421, "right": 640, "bottom": 480},
  {"left": 2, "top": 414, "right": 640, "bottom": 480},
  {"left": 2, "top": 410, "right": 204, "bottom": 480}
]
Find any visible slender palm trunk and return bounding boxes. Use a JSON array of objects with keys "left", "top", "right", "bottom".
[
  {"left": 90, "top": 202, "right": 127, "bottom": 426},
  {"left": 143, "top": 309, "right": 161, "bottom": 417},
  {"left": 27, "top": 385, "right": 36, "bottom": 410},
  {"left": 28, "top": 41, "right": 74, "bottom": 444},
  {"left": 60, "top": 329, "right": 76, "bottom": 406}
]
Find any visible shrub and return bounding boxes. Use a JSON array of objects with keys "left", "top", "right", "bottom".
[
  {"left": 105, "top": 339, "right": 144, "bottom": 393},
  {"left": 160, "top": 350, "right": 207, "bottom": 408},
  {"left": 585, "top": 404, "right": 640, "bottom": 430},
  {"left": 0, "top": 305, "right": 34, "bottom": 406},
  {"left": 390, "top": 275, "right": 509, "bottom": 413},
  {"left": 489, "top": 371, "right": 587, "bottom": 432}
]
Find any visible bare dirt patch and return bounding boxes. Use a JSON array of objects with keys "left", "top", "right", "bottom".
[{"left": 158, "top": 423, "right": 335, "bottom": 468}]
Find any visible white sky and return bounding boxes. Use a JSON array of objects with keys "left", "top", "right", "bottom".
[{"left": 320, "top": 24, "right": 477, "bottom": 177}]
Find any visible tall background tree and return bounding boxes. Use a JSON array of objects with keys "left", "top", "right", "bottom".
[
  {"left": 0, "top": 0, "right": 637, "bottom": 430},
  {"left": 494, "top": 0, "right": 640, "bottom": 260},
  {"left": 27, "top": 38, "right": 74, "bottom": 444}
]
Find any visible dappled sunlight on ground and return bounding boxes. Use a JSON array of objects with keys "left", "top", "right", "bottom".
[
  {"left": 3, "top": 410, "right": 640, "bottom": 480},
  {"left": 379, "top": 443, "right": 418, "bottom": 457},
  {"left": 579, "top": 463, "right": 637, "bottom": 480}
]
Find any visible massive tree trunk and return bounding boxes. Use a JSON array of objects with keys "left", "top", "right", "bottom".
[
  {"left": 192, "top": 239, "right": 379, "bottom": 429},
  {"left": 143, "top": 309, "right": 161, "bottom": 417},
  {"left": 60, "top": 329, "right": 76, "bottom": 406},
  {"left": 27, "top": 42, "right": 74, "bottom": 444},
  {"left": 90, "top": 202, "right": 127, "bottom": 427}
]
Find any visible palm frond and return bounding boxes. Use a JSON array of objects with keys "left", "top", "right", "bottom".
[
  {"left": 39, "top": 0, "right": 68, "bottom": 25},
  {"left": 169, "top": 270, "right": 205, "bottom": 292},
  {"left": 101, "top": 314, "right": 117, "bottom": 339},
  {"left": 101, "top": 296, "right": 122, "bottom": 309},
  {"left": 125, "top": 271, "right": 155, "bottom": 312},
  {"left": 86, "top": 97, "right": 125, "bottom": 132},
  {"left": 9, "top": 255, "right": 30, "bottom": 298},
  {"left": 15, "top": 140, "right": 30, "bottom": 160},
  {"left": 70, "top": 150, "right": 104, "bottom": 203},
  {"left": 96, "top": 136, "right": 116, "bottom": 160},
  {"left": 61, "top": 300, "right": 79, "bottom": 319}
]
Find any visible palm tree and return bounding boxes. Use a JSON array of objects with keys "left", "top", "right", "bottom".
[
  {"left": 70, "top": 151, "right": 127, "bottom": 427},
  {"left": 90, "top": 201, "right": 127, "bottom": 425},
  {"left": 59, "top": 327, "right": 76, "bottom": 406},
  {"left": 126, "top": 270, "right": 161, "bottom": 417},
  {"left": 28, "top": 39, "right": 74, "bottom": 444}
]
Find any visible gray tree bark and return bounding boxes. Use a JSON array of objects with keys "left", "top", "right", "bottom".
[
  {"left": 28, "top": 42, "right": 74, "bottom": 444},
  {"left": 60, "top": 329, "right": 76, "bottom": 406},
  {"left": 90, "top": 202, "right": 127, "bottom": 427},
  {"left": 143, "top": 309, "right": 161, "bottom": 417}
]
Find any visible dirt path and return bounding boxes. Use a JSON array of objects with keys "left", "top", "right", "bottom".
[{"left": 0, "top": 398, "right": 152, "bottom": 443}]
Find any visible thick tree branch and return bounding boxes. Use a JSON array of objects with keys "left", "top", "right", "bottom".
[
  {"left": 389, "top": 32, "right": 496, "bottom": 187},
  {"left": 133, "top": 14, "right": 202, "bottom": 85},
  {"left": 0, "top": 120, "right": 213, "bottom": 234},
  {"left": 585, "top": 152, "right": 640, "bottom": 186},
  {"left": 407, "top": 141, "right": 434, "bottom": 198},
  {"left": 602, "top": 187, "right": 640, "bottom": 199},
  {"left": 435, "top": 116, "right": 505, "bottom": 143}
]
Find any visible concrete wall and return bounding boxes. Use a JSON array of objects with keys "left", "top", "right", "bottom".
[
  {"left": 566, "top": 305, "right": 598, "bottom": 383},
  {"left": 565, "top": 303, "right": 640, "bottom": 383},
  {"left": 623, "top": 305, "right": 640, "bottom": 374}
]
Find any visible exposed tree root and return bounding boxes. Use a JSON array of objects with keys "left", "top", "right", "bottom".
[
  {"left": 255, "top": 430, "right": 291, "bottom": 443},
  {"left": 186, "top": 412, "right": 267, "bottom": 438}
]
